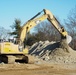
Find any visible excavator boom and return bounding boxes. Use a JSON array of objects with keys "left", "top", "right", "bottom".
[
  {"left": 20, "top": 14, "right": 48, "bottom": 44},
  {"left": 20, "top": 9, "right": 72, "bottom": 46}
]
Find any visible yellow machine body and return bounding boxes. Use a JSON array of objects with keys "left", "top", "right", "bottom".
[{"left": 0, "top": 42, "right": 28, "bottom": 54}]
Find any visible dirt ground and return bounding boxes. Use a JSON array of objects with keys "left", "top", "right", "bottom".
[
  {"left": 0, "top": 40, "right": 76, "bottom": 75},
  {"left": 0, "top": 63, "right": 76, "bottom": 75}
]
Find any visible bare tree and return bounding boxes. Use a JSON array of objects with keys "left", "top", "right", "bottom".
[
  {"left": 32, "top": 21, "right": 61, "bottom": 42},
  {"left": 64, "top": 6, "right": 76, "bottom": 49},
  {"left": 0, "top": 27, "right": 10, "bottom": 39}
]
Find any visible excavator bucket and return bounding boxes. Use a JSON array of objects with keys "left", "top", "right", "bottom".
[{"left": 66, "top": 35, "right": 72, "bottom": 44}]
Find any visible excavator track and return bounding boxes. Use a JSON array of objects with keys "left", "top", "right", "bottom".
[
  {"left": 0, "top": 54, "right": 34, "bottom": 64},
  {"left": 0, "top": 55, "right": 15, "bottom": 64}
]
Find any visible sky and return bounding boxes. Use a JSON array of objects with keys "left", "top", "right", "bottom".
[{"left": 0, "top": 0, "right": 76, "bottom": 30}]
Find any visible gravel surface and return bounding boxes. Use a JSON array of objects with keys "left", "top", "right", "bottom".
[{"left": 29, "top": 40, "right": 76, "bottom": 64}]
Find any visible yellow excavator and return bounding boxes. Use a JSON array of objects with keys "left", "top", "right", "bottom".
[{"left": 0, "top": 9, "right": 72, "bottom": 63}]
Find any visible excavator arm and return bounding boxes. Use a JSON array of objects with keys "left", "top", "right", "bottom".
[
  {"left": 19, "top": 9, "right": 72, "bottom": 45},
  {"left": 20, "top": 14, "right": 48, "bottom": 44},
  {"left": 43, "top": 9, "right": 72, "bottom": 44}
]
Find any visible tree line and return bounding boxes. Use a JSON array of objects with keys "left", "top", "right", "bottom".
[{"left": 0, "top": 6, "right": 76, "bottom": 49}]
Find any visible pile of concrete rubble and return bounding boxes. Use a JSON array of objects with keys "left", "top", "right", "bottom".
[{"left": 29, "top": 40, "right": 76, "bottom": 64}]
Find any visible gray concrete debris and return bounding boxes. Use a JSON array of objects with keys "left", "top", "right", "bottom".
[{"left": 29, "top": 40, "right": 76, "bottom": 64}]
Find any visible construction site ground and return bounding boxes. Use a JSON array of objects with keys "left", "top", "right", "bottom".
[
  {"left": 0, "top": 40, "right": 76, "bottom": 75},
  {"left": 0, "top": 63, "right": 76, "bottom": 75}
]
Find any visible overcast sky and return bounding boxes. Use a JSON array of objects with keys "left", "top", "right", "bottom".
[{"left": 0, "top": 0, "right": 76, "bottom": 30}]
